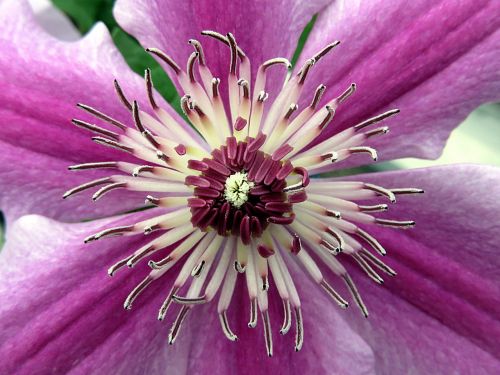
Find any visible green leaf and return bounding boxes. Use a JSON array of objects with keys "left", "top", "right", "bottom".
[{"left": 52, "top": 0, "right": 114, "bottom": 34}]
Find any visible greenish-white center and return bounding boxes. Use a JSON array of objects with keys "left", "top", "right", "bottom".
[{"left": 224, "top": 171, "right": 254, "bottom": 208}]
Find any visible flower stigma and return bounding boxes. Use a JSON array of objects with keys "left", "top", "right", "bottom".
[
  {"left": 64, "top": 30, "right": 423, "bottom": 357},
  {"left": 224, "top": 172, "right": 254, "bottom": 208}
]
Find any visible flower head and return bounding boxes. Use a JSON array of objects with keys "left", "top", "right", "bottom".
[
  {"left": 63, "top": 31, "right": 422, "bottom": 355},
  {"left": 1, "top": 0, "right": 500, "bottom": 373}
]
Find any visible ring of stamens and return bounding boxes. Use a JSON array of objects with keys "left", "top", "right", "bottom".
[{"left": 63, "top": 29, "right": 423, "bottom": 357}]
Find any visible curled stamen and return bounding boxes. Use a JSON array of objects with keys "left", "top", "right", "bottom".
[
  {"left": 76, "top": 103, "right": 126, "bottom": 130},
  {"left": 320, "top": 279, "right": 349, "bottom": 308},
  {"left": 238, "top": 79, "right": 250, "bottom": 99},
  {"left": 158, "top": 287, "right": 180, "bottom": 321},
  {"left": 375, "top": 218, "right": 415, "bottom": 228},
  {"left": 219, "top": 311, "right": 238, "bottom": 341},
  {"left": 262, "top": 311, "right": 273, "bottom": 357},
  {"left": 71, "top": 119, "right": 119, "bottom": 140},
  {"left": 201, "top": 30, "right": 246, "bottom": 58},
  {"left": 336, "top": 83, "right": 356, "bottom": 104},
  {"left": 187, "top": 52, "right": 199, "bottom": 82},
  {"left": 62, "top": 177, "right": 111, "bottom": 199},
  {"left": 391, "top": 188, "right": 425, "bottom": 195},
  {"left": 113, "top": 79, "right": 132, "bottom": 111},
  {"left": 351, "top": 146, "right": 378, "bottom": 161},
  {"left": 188, "top": 39, "right": 206, "bottom": 65},
  {"left": 358, "top": 204, "right": 388, "bottom": 212},
  {"left": 92, "top": 182, "right": 127, "bottom": 201},
  {"left": 211, "top": 77, "right": 220, "bottom": 97},
  {"left": 280, "top": 300, "right": 292, "bottom": 335},
  {"left": 342, "top": 273, "right": 368, "bottom": 318},
  {"left": 168, "top": 306, "right": 190, "bottom": 345},
  {"left": 356, "top": 228, "right": 387, "bottom": 256},
  {"left": 145, "top": 68, "right": 158, "bottom": 109},
  {"left": 248, "top": 299, "right": 258, "bottom": 328},
  {"left": 351, "top": 253, "right": 384, "bottom": 284},
  {"left": 354, "top": 109, "right": 400, "bottom": 131},
  {"left": 124, "top": 276, "right": 153, "bottom": 310},
  {"left": 226, "top": 32, "right": 238, "bottom": 75},
  {"left": 146, "top": 47, "right": 181, "bottom": 74},
  {"left": 298, "top": 58, "right": 315, "bottom": 85},
  {"left": 310, "top": 84, "right": 326, "bottom": 109},
  {"left": 312, "top": 40, "right": 340, "bottom": 63},
  {"left": 258, "top": 91, "right": 269, "bottom": 102},
  {"left": 364, "top": 183, "right": 396, "bottom": 203},
  {"left": 84, "top": 225, "right": 134, "bottom": 243},
  {"left": 294, "top": 307, "right": 303, "bottom": 352},
  {"left": 172, "top": 295, "right": 207, "bottom": 305},
  {"left": 92, "top": 137, "right": 134, "bottom": 153},
  {"left": 360, "top": 249, "right": 397, "bottom": 276}
]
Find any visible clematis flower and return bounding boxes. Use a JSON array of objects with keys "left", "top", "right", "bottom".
[{"left": 1, "top": 0, "right": 500, "bottom": 374}]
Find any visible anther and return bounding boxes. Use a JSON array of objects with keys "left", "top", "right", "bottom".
[
  {"left": 211, "top": 78, "right": 220, "bottom": 98},
  {"left": 76, "top": 103, "right": 127, "bottom": 130},
  {"left": 310, "top": 84, "right": 326, "bottom": 109},
  {"left": 201, "top": 30, "right": 245, "bottom": 58},
  {"left": 248, "top": 299, "right": 258, "bottom": 328},
  {"left": 375, "top": 218, "right": 415, "bottom": 228},
  {"left": 172, "top": 295, "right": 207, "bottom": 305},
  {"left": 219, "top": 311, "right": 238, "bottom": 341},
  {"left": 262, "top": 57, "right": 292, "bottom": 70},
  {"left": 294, "top": 307, "right": 304, "bottom": 352},
  {"left": 71, "top": 119, "right": 119, "bottom": 140},
  {"left": 336, "top": 83, "right": 356, "bottom": 104},
  {"left": 144, "top": 68, "right": 158, "bottom": 109},
  {"left": 312, "top": 41, "right": 340, "bottom": 63},
  {"left": 342, "top": 273, "right": 368, "bottom": 318},
  {"left": 113, "top": 79, "right": 132, "bottom": 111},
  {"left": 298, "top": 58, "right": 315, "bottom": 84},
  {"left": 146, "top": 47, "right": 181, "bottom": 74},
  {"left": 354, "top": 109, "right": 400, "bottom": 131},
  {"left": 237, "top": 79, "right": 250, "bottom": 98},
  {"left": 187, "top": 52, "right": 199, "bottom": 82},
  {"left": 364, "top": 183, "right": 396, "bottom": 203},
  {"left": 318, "top": 105, "right": 335, "bottom": 130},
  {"left": 188, "top": 39, "right": 206, "bottom": 65},
  {"left": 257, "top": 91, "right": 269, "bottom": 102},
  {"left": 226, "top": 32, "right": 238, "bottom": 75},
  {"left": 92, "top": 137, "right": 134, "bottom": 153}
]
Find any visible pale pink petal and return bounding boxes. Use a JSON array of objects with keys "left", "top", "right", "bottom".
[
  {"left": 301, "top": 0, "right": 500, "bottom": 162},
  {"left": 331, "top": 164, "right": 500, "bottom": 373}
]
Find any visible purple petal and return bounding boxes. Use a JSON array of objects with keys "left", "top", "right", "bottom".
[
  {"left": 336, "top": 164, "right": 500, "bottom": 373},
  {"left": 0, "top": 213, "right": 374, "bottom": 374},
  {"left": 0, "top": 0, "right": 186, "bottom": 223},
  {"left": 114, "top": 0, "right": 332, "bottom": 80},
  {"left": 301, "top": 0, "right": 500, "bottom": 162}
]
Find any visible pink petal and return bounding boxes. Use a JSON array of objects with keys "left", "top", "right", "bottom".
[
  {"left": 0, "top": 0, "right": 188, "bottom": 223},
  {"left": 0, "top": 213, "right": 375, "bottom": 374},
  {"left": 301, "top": 0, "right": 500, "bottom": 162},
  {"left": 0, "top": 141, "right": 144, "bottom": 229},
  {"left": 335, "top": 164, "right": 500, "bottom": 373},
  {"left": 114, "top": 0, "right": 332, "bottom": 81}
]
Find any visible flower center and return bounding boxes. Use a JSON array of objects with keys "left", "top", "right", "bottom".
[
  {"left": 186, "top": 138, "right": 304, "bottom": 245},
  {"left": 224, "top": 172, "right": 253, "bottom": 208}
]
